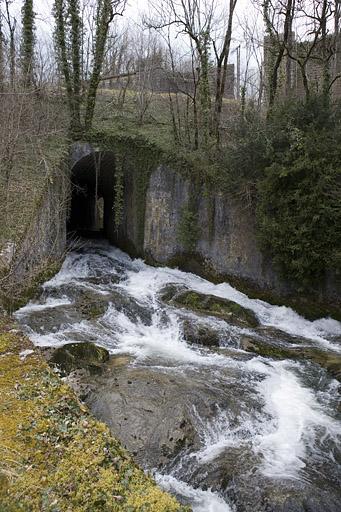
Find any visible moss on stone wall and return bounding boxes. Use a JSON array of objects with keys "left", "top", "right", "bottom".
[
  {"left": 0, "top": 317, "right": 190, "bottom": 512},
  {"left": 1, "top": 259, "right": 62, "bottom": 314},
  {"left": 1, "top": 143, "right": 69, "bottom": 314}
]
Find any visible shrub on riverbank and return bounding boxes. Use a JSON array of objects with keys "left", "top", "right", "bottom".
[
  {"left": 216, "top": 97, "right": 341, "bottom": 290},
  {"left": 257, "top": 98, "right": 341, "bottom": 289}
]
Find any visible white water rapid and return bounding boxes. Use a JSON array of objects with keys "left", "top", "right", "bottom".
[{"left": 15, "top": 240, "right": 341, "bottom": 511}]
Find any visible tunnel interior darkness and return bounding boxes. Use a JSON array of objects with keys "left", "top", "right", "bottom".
[{"left": 68, "top": 151, "right": 116, "bottom": 238}]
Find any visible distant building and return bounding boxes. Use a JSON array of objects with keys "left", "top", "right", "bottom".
[
  {"left": 101, "top": 64, "right": 235, "bottom": 100},
  {"left": 263, "top": 33, "right": 341, "bottom": 101}
]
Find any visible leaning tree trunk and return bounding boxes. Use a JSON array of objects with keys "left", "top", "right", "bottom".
[
  {"left": 84, "top": 0, "right": 113, "bottom": 131},
  {"left": 54, "top": 0, "right": 82, "bottom": 136},
  {"left": 213, "top": 0, "right": 237, "bottom": 141}
]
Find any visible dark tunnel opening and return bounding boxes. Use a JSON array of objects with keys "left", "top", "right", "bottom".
[{"left": 68, "top": 151, "right": 116, "bottom": 240}]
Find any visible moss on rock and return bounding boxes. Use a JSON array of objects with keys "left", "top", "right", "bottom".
[
  {"left": 49, "top": 342, "right": 110, "bottom": 376},
  {"left": 240, "top": 334, "right": 341, "bottom": 381},
  {"left": 0, "top": 317, "right": 190, "bottom": 511},
  {"left": 161, "top": 286, "right": 259, "bottom": 328},
  {"left": 182, "top": 320, "right": 221, "bottom": 347}
]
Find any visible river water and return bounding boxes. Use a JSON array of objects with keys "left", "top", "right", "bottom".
[{"left": 15, "top": 240, "right": 341, "bottom": 511}]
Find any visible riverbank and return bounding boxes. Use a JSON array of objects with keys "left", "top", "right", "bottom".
[{"left": 0, "top": 315, "right": 189, "bottom": 511}]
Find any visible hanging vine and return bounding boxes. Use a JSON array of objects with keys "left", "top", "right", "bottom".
[{"left": 113, "top": 153, "right": 124, "bottom": 231}]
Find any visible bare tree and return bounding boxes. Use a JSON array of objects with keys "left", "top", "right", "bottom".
[
  {"left": 240, "top": 8, "right": 265, "bottom": 107},
  {"left": 4, "top": 0, "right": 16, "bottom": 89},
  {"left": 263, "top": 0, "right": 295, "bottom": 108},
  {"left": 53, "top": 0, "right": 127, "bottom": 135},
  {"left": 146, "top": 0, "right": 215, "bottom": 146},
  {"left": 212, "top": 0, "right": 238, "bottom": 139},
  {"left": 0, "top": 1, "right": 4, "bottom": 92}
]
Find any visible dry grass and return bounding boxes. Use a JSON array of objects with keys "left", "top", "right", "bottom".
[{"left": 0, "top": 92, "right": 68, "bottom": 250}]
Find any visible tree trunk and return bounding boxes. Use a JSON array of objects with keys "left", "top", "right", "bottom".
[
  {"left": 5, "top": 0, "right": 17, "bottom": 90},
  {"left": 0, "top": 10, "right": 4, "bottom": 92},
  {"left": 21, "top": 0, "right": 35, "bottom": 87},
  {"left": 321, "top": 0, "right": 331, "bottom": 102},
  {"left": 197, "top": 33, "right": 211, "bottom": 146},
  {"left": 54, "top": 0, "right": 82, "bottom": 136},
  {"left": 213, "top": 0, "right": 237, "bottom": 140},
  {"left": 84, "top": 0, "right": 113, "bottom": 131},
  {"left": 265, "top": 0, "right": 294, "bottom": 111}
]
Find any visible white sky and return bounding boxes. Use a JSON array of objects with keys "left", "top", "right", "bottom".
[{"left": 8, "top": 0, "right": 262, "bottom": 71}]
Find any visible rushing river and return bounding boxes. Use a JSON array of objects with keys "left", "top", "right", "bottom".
[{"left": 16, "top": 240, "right": 341, "bottom": 512}]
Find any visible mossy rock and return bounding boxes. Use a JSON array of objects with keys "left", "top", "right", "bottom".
[
  {"left": 76, "top": 294, "right": 109, "bottom": 319},
  {"left": 240, "top": 336, "right": 295, "bottom": 360},
  {"left": 161, "top": 286, "right": 259, "bottom": 328},
  {"left": 182, "top": 319, "right": 220, "bottom": 347},
  {"left": 160, "top": 284, "right": 188, "bottom": 303},
  {"left": 240, "top": 335, "right": 341, "bottom": 381},
  {"left": 50, "top": 342, "right": 110, "bottom": 376}
]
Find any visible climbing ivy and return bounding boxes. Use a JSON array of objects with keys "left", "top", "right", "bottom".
[
  {"left": 177, "top": 182, "right": 201, "bottom": 252},
  {"left": 87, "top": 131, "right": 167, "bottom": 253},
  {"left": 21, "top": 0, "right": 35, "bottom": 87},
  {"left": 178, "top": 205, "right": 200, "bottom": 252},
  {"left": 113, "top": 154, "right": 124, "bottom": 231},
  {"left": 257, "top": 98, "right": 341, "bottom": 290}
]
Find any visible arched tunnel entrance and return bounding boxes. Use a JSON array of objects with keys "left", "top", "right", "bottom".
[{"left": 68, "top": 151, "right": 116, "bottom": 239}]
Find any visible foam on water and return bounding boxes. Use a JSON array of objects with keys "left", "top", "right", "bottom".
[
  {"left": 104, "top": 306, "right": 228, "bottom": 365},
  {"left": 246, "top": 359, "right": 341, "bottom": 478},
  {"left": 119, "top": 260, "right": 341, "bottom": 352},
  {"left": 16, "top": 297, "right": 72, "bottom": 316},
  {"left": 193, "top": 406, "right": 257, "bottom": 464},
  {"left": 188, "top": 359, "right": 341, "bottom": 480},
  {"left": 43, "top": 244, "right": 131, "bottom": 287},
  {"left": 28, "top": 243, "right": 341, "bottom": 353},
  {"left": 155, "top": 474, "right": 232, "bottom": 512}
]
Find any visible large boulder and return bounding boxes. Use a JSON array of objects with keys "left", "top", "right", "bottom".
[
  {"left": 182, "top": 319, "right": 221, "bottom": 347},
  {"left": 160, "top": 285, "right": 259, "bottom": 328},
  {"left": 82, "top": 359, "right": 246, "bottom": 469},
  {"left": 71, "top": 354, "right": 341, "bottom": 512},
  {"left": 49, "top": 342, "right": 109, "bottom": 376}
]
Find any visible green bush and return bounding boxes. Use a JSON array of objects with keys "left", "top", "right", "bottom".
[{"left": 257, "top": 98, "right": 341, "bottom": 289}]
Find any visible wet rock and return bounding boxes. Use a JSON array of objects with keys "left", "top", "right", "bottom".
[
  {"left": 255, "top": 326, "right": 303, "bottom": 345},
  {"left": 160, "top": 284, "right": 188, "bottom": 303},
  {"left": 76, "top": 292, "right": 109, "bottom": 319},
  {"left": 17, "top": 304, "right": 82, "bottom": 334},
  {"left": 49, "top": 342, "right": 109, "bottom": 376},
  {"left": 64, "top": 368, "right": 94, "bottom": 400},
  {"left": 240, "top": 335, "right": 294, "bottom": 359},
  {"left": 182, "top": 319, "right": 220, "bottom": 347},
  {"left": 78, "top": 274, "right": 120, "bottom": 286},
  {"left": 82, "top": 361, "right": 243, "bottom": 469},
  {"left": 240, "top": 335, "right": 341, "bottom": 381},
  {"left": 85, "top": 365, "right": 198, "bottom": 467},
  {"left": 109, "top": 290, "right": 152, "bottom": 325},
  {"left": 160, "top": 285, "right": 259, "bottom": 328},
  {"left": 39, "top": 285, "right": 152, "bottom": 325},
  {"left": 188, "top": 447, "right": 341, "bottom": 512}
]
